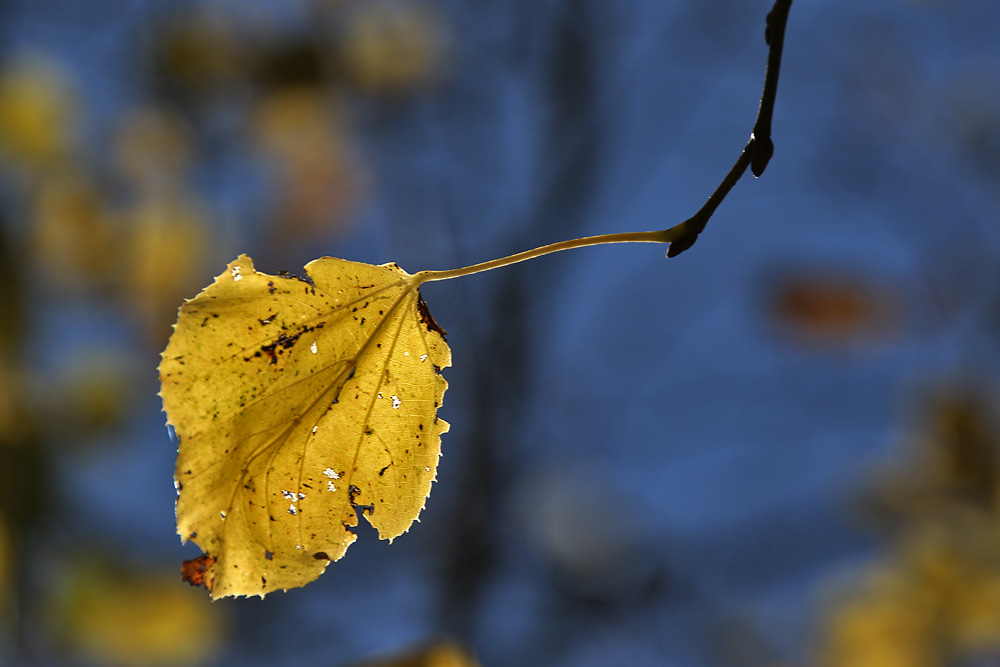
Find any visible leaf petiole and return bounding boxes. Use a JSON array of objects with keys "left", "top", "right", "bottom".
[{"left": 413, "top": 228, "right": 681, "bottom": 285}]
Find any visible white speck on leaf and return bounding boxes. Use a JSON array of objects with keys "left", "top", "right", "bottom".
[
  {"left": 281, "top": 489, "right": 296, "bottom": 500},
  {"left": 231, "top": 266, "right": 242, "bottom": 281},
  {"left": 310, "top": 341, "right": 318, "bottom": 354},
  {"left": 392, "top": 395, "right": 401, "bottom": 409},
  {"left": 220, "top": 511, "right": 227, "bottom": 519},
  {"left": 327, "top": 481, "right": 337, "bottom": 492},
  {"left": 419, "top": 354, "right": 427, "bottom": 362},
  {"left": 323, "top": 468, "right": 340, "bottom": 479},
  {"left": 425, "top": 466, "right": 430, "bottom": 472},
  {"left": 298, "top": 492, "right": 305, "bottom": 500},
  {"left": 312, "top": 426, "right": 318, "bottom": 434},
  {"left": 287, "top": 504, "right": 297, "bottom": 515}
]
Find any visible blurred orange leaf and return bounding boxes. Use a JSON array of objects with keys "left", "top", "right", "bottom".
[{"left": 766, "top": 270, "right": 899, "bottom": 346}]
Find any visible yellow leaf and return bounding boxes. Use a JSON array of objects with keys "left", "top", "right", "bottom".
[
  {"left": 160, "top": 254, "right": 450, "bottom": 598},
  {"left": 351, "top": 639, "right": 481, "bottom": 667}
]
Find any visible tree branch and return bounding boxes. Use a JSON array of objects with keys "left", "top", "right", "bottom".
[{"left": 667, "top": 0, "right": 793, "bottom": 258}]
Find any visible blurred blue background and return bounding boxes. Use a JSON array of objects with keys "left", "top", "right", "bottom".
[{"left": 2, "top": 0, "right": 1000, "bottom": 665}]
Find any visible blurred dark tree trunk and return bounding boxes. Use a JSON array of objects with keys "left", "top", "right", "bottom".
[{"left": 436, "top": 0, "right": 608, "bottom": 650}]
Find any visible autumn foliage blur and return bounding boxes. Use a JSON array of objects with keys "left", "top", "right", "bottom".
[{"left": 818, "top": 389, "right": 1000, "bottom": 666}]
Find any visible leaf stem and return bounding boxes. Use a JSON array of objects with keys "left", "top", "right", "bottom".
[{"left": 413, "top": 229, "right": 680, "bottom": 284}]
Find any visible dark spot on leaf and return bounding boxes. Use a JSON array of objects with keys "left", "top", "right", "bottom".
[
  {"left": 313, "top": 552, "right": 330, "bottom": 560},
  {"left": 259, "top": 323, "right": 322, "bottom": 363},
  {"left": 277, "top": 269, "right": 315, "bottom": 287},
  {"left": 264, "top": 550, "right": 273, "bottom": 561},
  {"left": 378, "top": 465, "right": 390, "bottom": 476},
  {"left": 268, "top": 280, "right": 276, "bottom": 295},
  {"left": 261, "top": 576, "right": 267, "bottom": 586}
]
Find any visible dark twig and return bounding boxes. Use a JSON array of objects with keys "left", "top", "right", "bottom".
[{"left": 667, "top": 0, "right": 793, "bottom": 258}]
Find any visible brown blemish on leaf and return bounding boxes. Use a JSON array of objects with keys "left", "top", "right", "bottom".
[
  {"left": 180, "top": 554, "right": 216, "bottom": 592},
  {"left": 416, "top": 290, "right": 447, "bottom": 340}
]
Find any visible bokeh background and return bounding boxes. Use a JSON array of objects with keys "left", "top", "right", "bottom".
[{"left": 2, "top": 0, "right": 1000, "bottom": 665}]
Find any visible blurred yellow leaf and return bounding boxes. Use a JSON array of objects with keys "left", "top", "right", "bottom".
[
  {"left": 353, "top": 639, "right": 480, "bottom": 667},
  {"left": 150, "top": 11, "right": 245, "bottom": 100},
  {"left": 902, "top": 524, "right": 1000, "bottom": 654},
  {"left": 338, "top": 2, "right": 446, "bottom": 96},
  {"left": 51, "top": 348, "right": 138, "bottom": 441},
  {"left": 252, "top": 88, "right": 365, "bottom": 239},
  {"left": 121, "top": 190, "right": 210, "bottom": 341},
  {"left": 52, "top": 561, "right": 225, "bottom": 667},
  {"left": 0, "top": 55, "right": 78, "bottom": 167},
  {"left": 30, "top": 171, "right": 120, "bottom": 291},
  {"left": 161, "top": 254, "right": 450, "bottom": 598},
  {"left": 818, "top": 569, "right": 940, "bottom": 667}
]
